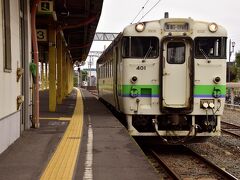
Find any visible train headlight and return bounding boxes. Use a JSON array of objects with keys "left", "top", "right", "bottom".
[
  {"left": 131, "top": 76, "right": 138, "bottom": 84},
  {"left": 202, "top": 102, "right": 209, "bottom": 109},
  {"left": 135, "top": 23, "right": 145, "bottom": 32},
  {"left": 209, "top": 102, "right": 215, "bottom": 109},
  {"left": 213, "top": 76, "right": 221, "bottom": 84},
  {"left": 208, "top": 23, "right": 218, "bottom": 32}
]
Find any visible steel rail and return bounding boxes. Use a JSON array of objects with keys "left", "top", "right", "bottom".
[
  {"left": 221, "top": 129, "right": 240, "bottom": 138},
  {"left": 221, "top": 121, "right": 240, "bottom": 129},
  {"left": 183, "top": 145, "right": 238, "bottom": 180},
  {"left": 149, "top": 146, "right": 238, "bottom": 180},
  {"left": 221, "top": 121, "right": 240, "bottom": 138},
  {"left": 150, "top": 149, "right": 181, "bottom": 180}
]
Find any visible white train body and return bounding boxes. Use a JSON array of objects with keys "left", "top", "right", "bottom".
[{"left": 97, "top": 18, "right": 227, "bottom": 140}]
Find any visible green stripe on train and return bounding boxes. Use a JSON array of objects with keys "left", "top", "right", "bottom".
[
  {"left": 194, "top": 85, "right": 226, "bottom": 95},
  {"left": 120, "top": 85, "right": 160, "bottom": 95},
  {"left": 117, "top": 84, "right": 226, "bottom": 96}
]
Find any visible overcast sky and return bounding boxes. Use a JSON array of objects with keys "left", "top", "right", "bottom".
[{"left": 86, "top": 0, "right": 240, "bottom": 67}]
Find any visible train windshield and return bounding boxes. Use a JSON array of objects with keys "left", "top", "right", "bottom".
[
  {"left": 122, "top": 37, "right": 159, "bottom": 58},
  {"left": 194, "top": 37, "right": 227, "bottom": 59}
]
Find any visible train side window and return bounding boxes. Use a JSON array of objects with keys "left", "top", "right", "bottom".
[
  {"left": 109, "top": 62, "right": 110, "bottom": 77},
  {"left": 102, "top": 66, "right": 104, "bottom": 78},
  {"left": 99, "top": 66, "right": 101, "bottom": 78},
  {"left": 108, "top": 61, "right": 110, "bottom": 77},
  {"left": 110, "top": 61, "right": 112, "bottom": 77},
  {"left": 101, "top": 66, "right": 103, "bottom": 78},
  {"left": 104, "top": 63, "right": 106, "bottom": 78},
  {"left": 106, "top": 62, "right": 108, "bottom": 78},
  {"left": 107, "top": 62, "right": 109, "bottom": 78},
  {"left": 105, "top": 63, "right": 107, "bottom": 78},
  {"left": 103, "top": 64, "right": 105, "bottom": 78},
  {"left": 106, "top": 63, "right": 108, "bottom": 78},
  {"left": 167, "top": 42, "right": 185, "bottom": 64}
]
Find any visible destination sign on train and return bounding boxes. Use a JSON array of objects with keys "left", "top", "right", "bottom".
[{"left": 164, "top": 23, "right": 189, "bottom": 32}]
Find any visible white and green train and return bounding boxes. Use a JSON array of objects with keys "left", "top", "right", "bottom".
[{"left": 97, "top": 17, "right": 227, "bottom": 142}]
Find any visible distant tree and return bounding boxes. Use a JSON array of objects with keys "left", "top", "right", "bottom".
[
  {"left": 81, "top": 70, "right": 88, "bottom": 81},
  {"left": 236, "top": 51, "right": 240, "bottom": 67},
  {"left": 73, "top": 76, "right": 78, "bottom": 87},
  {"left": 231, "top": 51, "right": 240, "bottom": 82}
]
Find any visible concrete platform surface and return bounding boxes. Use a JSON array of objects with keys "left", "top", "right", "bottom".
[
  {"left": 75, "top": 89, "right": 159, "bottom": 180},
  {"left": 0, "top": 90, "right": 76, "bottom": 180},
  {"left": 0, "top": 88, "right": 160, "bottom": 180}
]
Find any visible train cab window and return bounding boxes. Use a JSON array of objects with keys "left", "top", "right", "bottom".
[
  {"left": 167, "top": 42, "right": 185, "bottom": 64},
  {"left": 122, "top": 37, "right": 159, "bottom": 58},
  {"left": 195, "top": 37, "right": 227, "bottom": 59},
  {"left": 106, "top": 62, "right": 109, "bottom": 78}
]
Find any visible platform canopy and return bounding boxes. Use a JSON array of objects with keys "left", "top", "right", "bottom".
[{"left": 36, "top": 0, "right": 103, "bottom": 63}]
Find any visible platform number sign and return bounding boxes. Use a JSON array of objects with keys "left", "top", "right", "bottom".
[
  {"left": 37, "top": 1, "right": 53, "bottom": 14},
  {"left": 37, "top": 29, "right": 47, "bottom": 42},
  {"left": 40, "top": 2, "right": 50, "bottom": 12}
]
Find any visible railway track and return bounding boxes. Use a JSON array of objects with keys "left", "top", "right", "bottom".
[
  {"left": 146, "top": 145, "right": 238, "bottom": 180},
  {"left": 221, "top": 121, "right": 240, "bottom": 138}
]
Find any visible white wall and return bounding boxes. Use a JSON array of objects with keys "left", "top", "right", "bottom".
[
  {"left": 0, "top": 0, "right": 21, "bottom": 118},
  {"left": 0, "top": 0, "right": 22, "bottom": 153},
  {"left": 0, "top": 112, "right": 20, "bottom": 154}
]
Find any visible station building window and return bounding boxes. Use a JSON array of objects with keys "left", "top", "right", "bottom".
[{"left": 2, "top": 0, "right": 12, "bottom": 71}]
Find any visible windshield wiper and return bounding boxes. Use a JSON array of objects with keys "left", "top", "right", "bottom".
[
  {"left": 200, "top": 48, "right": 211, "bottom": 63},
  {"left": 143, "top": 46, "right": 153, "bottom": 62}
]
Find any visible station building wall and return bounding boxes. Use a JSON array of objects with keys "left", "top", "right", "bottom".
[{"left": 0, "top": 0, "right": 31, "bottom": 154}]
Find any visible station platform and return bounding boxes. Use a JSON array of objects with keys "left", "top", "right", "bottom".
[{"left": 0, "top": 88, "right": 159, "bottom": 180}]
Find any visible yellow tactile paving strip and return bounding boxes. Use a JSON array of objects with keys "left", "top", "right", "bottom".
[
  {"left": 40, "top": 117, "right": 72, "bottom": 121},
  {"left": 40, "top": 88, "right": 83, "bottom": 180}
]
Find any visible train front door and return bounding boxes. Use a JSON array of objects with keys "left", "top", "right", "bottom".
[{"left": 161, "top": 39, "right": 191, "bottom": 109}]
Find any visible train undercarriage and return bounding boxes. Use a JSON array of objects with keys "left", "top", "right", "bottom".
[{"left": 126, "top": 114, "right": 221, "bottom": 140}]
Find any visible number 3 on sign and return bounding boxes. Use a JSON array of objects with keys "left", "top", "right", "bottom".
[
  {"left": 136, "top": 66, "right": 146, "bottom": 70},
  {"left": 37, "top": 29, "right": 47, "bottom": 42}
]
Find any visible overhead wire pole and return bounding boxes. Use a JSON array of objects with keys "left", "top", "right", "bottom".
[
  {"left": 228, "top": 39, "right": 236, "bottom": 82},
  {"left": 87, "top": 54, "right": 101, "bottom": 86},
  {"left": 88, "top": 56, "right": 93, "bottom": 86}
]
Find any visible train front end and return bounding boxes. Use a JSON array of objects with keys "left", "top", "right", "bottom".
[{"left": 120, "top": 18, "right": 227, "bottom": 141}]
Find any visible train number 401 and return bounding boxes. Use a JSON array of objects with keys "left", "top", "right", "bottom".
[{"left": 136, "top": 66, "right": 146, "bottom": 70}]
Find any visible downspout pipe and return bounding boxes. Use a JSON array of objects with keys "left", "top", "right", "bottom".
[{"left": 31, "top": 0, "right": 41, "bottom": 128}]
